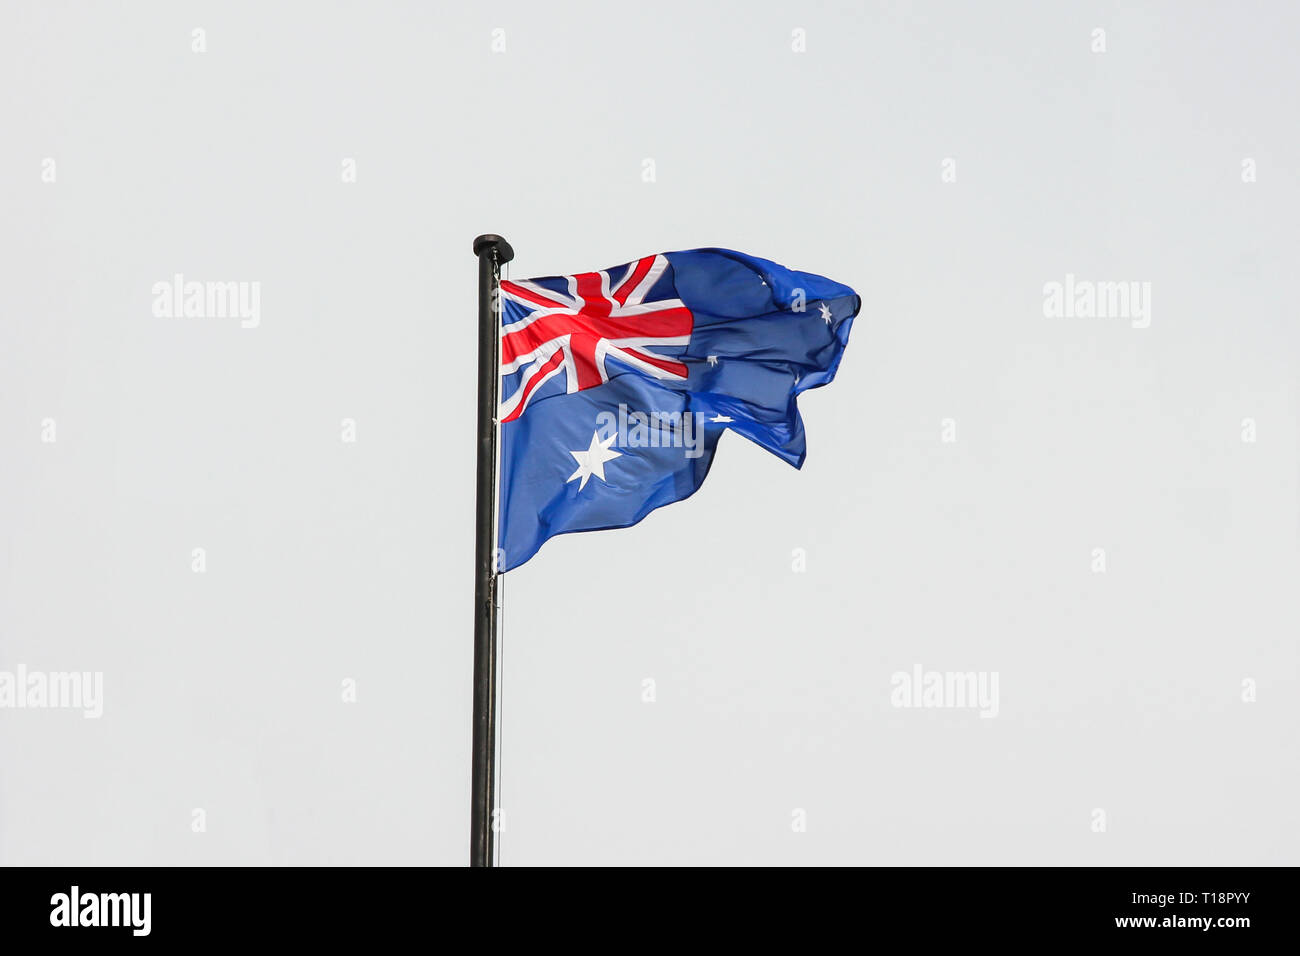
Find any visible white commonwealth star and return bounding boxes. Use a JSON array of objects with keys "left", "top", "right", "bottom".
[
  {"left": 567, "top": 431, "right": 622, "bottom": 491},
  {"left": 709, "top": 414, "right": 733, "bottom": 423},
  {"left": 819, "top": 302, "right": 833, "bottom": 324}
]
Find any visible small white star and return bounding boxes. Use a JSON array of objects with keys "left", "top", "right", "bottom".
[
  {"left": 709, "top": 414, "right": 733, "bottom": 423},
  {"left": 566, "top": 431, "right": 622, "bottom": 491},
  {"left": 707, "top": 355, "right": 718, "bottom": 367},
  {"left": 819, "top": 302, "right": 832, "bottom": 324}
]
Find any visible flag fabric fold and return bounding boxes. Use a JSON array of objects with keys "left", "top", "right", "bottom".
[{"left": 497, "top": 247, "right": 859, "bottom": 571}]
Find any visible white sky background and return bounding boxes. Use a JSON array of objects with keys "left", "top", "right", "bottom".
[{"left": 1, "top": 1, "right": 1296, "bottom": 865}]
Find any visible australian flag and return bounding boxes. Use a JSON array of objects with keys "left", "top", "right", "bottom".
[{"left": 497, "top": 248, "right": 859, "bottom": 571}]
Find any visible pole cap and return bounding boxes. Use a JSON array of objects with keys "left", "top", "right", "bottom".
[{"left": 473, "top": 234, "right": 514, "bottom": 263}]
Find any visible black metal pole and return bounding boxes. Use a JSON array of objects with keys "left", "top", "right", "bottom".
[{"left": 471, "top": 233, "right": 512, "bottom": 867}]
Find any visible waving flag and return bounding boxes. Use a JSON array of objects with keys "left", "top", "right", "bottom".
[{"left": 497, "top": 247, "right": 859, "bottom": 571}]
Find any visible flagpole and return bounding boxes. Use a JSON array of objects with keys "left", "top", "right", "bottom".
[{"left": 470, "top": 234, "right": 513, "bottom": 867}]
